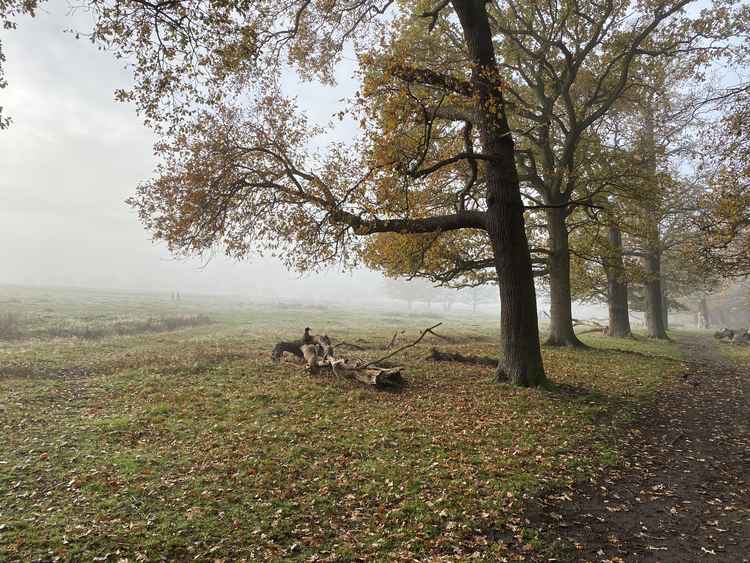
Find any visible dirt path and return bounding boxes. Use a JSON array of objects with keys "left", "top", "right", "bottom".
[{"left": 525, "top": 335, "right": 750, "bottom": 562}]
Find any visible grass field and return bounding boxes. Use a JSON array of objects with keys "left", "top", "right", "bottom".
[
  {"left": 0, "top": 286, "right": 686, "bottom": 561},
  {"left": 716, "top": 339, "right": 750, "bottom": 367}
]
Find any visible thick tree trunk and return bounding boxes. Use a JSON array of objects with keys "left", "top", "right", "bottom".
[
  {"left": 489, "top": 225, "right": 546, "bottom": 386},
  {"left": 661, "top": 285, "right": 669, "bottom": 330},
  {"left": 545, "top": 206, "right": 585, "bottom": 347},
  {"left": 454, "top": 0, "right": 545, "bottom": 386},
  {"left": 643, "top": 251, "right": 668, "bottom": 339},
  {"left": 605, "top": 223, "right": 632, "bottom": 337}
]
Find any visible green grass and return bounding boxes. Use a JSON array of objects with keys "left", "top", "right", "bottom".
[
  {"left": 0, "top": 286, "right": 685, "bottom": 561},
  {"left": 715, "top": 341, "right": 750, "bottom": 367}
]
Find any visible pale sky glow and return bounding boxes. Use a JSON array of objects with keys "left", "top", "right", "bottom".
[
  {"left": 0, "top": 7, "right": 611, "bottom": 317},
  {"left": 0, "top": 6, "right": 382, "bottom": 300}
]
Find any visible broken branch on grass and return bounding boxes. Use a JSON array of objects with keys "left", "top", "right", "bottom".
[
  {"left": 425, "top": 327, "right": 453, "bottom": 342},
  {"left": 385, "top": 330, "right": 405, "bottom": 350},
  {"left": 330, "top": 358, "right": 404, "bottom": 386},
  {"left": 573, "top": 318, "right": 608, "bottom": 335},
  {"left": 426, "top": 347, "right": 498, "bottom": 366},
  {"left": 363, "top": 323, "right": 443, "bottom": 369}
]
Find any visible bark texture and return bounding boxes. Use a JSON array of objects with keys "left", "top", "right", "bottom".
[
  {"left": 454, "top": 0, "right": 545, "bottom": 386},
  {"left": 698, "top": 295, "right": 710, "bottom": 329},
  {"left": 545, "top": 206, "right": 585, "bottom": 347},
  {"left": 639, "top": 97, "right": 668, "bottom": 340},
  {"left": 605, "top": 223, "right": 632, "bottom": 337},
  {"left": 644, "top": 250, "right": 668, "bottom": 339}
]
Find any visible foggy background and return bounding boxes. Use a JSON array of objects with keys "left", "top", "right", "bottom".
[{"left": 0, "top": 6, "right": 606, "bottom": 318}]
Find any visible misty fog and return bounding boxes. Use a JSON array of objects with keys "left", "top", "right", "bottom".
[{"left": 1, "top": 6, "right": 614, "bottom": 320}]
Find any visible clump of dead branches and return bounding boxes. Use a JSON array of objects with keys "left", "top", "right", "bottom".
[{"left": 272, "top": 323, "right": 444, "bottom": 387}]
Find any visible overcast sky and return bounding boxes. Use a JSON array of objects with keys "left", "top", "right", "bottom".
[{"left": 0, "top": 5, "right": 389, "bottom": 300}]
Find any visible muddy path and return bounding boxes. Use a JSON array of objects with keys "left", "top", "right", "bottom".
[{"left": 524, "top": 335, "right": 750, "bottom": 562}]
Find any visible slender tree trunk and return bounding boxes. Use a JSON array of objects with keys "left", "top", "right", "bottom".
[
  {"left": 716, "top": 308, "right": 727, "bottom": 326},
  {"left": 545, "top": 206, "right": 585, "bottom": 346},
  {"left": 454, "top": 0, "right": 545, "bottom": 386},
  {"left": 605, "top": 223, "right": 632, "bottom": 337},
  {"left": 639, "top": 96, "right": 667, "bottom": 339},
  {"left": 698, "top": 295, "right": 710, "bottom": 329},
  {"left": 643, "top": 250, "right": 668, "bottom": 339}
]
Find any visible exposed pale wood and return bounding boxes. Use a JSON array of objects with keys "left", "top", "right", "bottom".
[
  {"left": 301, "top": 344, "right": 322, "bottom": 373},
  {"left": 329, "top": 359, "right": 404, "bottom": 385},
  {"left": 572, "top": 318, "right": 608, "bottom": 335},
  {"left": 276, "top": 323, "right": 445, "bottom": 387}
]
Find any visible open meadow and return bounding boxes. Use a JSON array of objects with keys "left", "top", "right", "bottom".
[
  {"left": 4, "top": 0, "right": 750, "bottom": 558},
  {"left": 0, "top": 286, "right": 698, "bottom": 561}
]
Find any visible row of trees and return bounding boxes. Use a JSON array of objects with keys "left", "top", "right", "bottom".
[
  {"left": 2, "top": 0, "right": 749, "bottom": 386},
  {"left": 697, "top": 281, "right": 750, "bottom": 328},
  {"left": 384, "top": 278, "right": 497, "bottom": 313}
]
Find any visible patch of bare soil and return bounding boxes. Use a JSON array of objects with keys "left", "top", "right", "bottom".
[{"left": 522, "top": 335, "right": 750, "bottom": 562}]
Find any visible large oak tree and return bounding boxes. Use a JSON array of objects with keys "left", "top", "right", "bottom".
[{"left": 96, "top": 0, "right": 548, "bottom": 385}]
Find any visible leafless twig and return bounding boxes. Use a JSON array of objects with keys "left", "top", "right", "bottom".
[
  {"left": 363, "top": 323, "right": 443, "bottom": 369},
  {"left": 385, "top": 330, "right": 405, "bottom": 350}
]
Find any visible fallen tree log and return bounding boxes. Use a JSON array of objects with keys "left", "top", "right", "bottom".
[
  {"left": 426, "top": 347, "right": 497, "bottom": 367},
  {"left": 273, "top": 324, "right": 444, "bottom": 387},
  {"left": 271, "top": 340, "right": 306, "bottom": 362},
  {"left": 572, "top": 318, "right": 608, "bottom": 335},
  {"left": 328, "top": 358, "right": 404, "bottom": 386},
  {"left": 577, "top": 327, "right": 606, "bottom": 335},
  {"left": 272, "top": 333, "right": 334, "bottom": 363}
]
